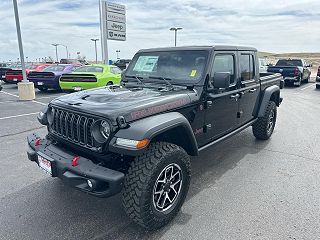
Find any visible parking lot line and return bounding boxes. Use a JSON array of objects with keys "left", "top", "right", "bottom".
[
  {"left": 300, "top": 83, "right": 315, "bottom": 91},
  {"left": 0, "top": 90, "right": 47, "bottom": 106},
  {"left": 0, "top": 112, "right": 39, "bottom": 120}
]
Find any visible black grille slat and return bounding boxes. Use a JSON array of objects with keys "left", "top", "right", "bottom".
[
  {"left": 50, "top": 107, "right": 97, "bottom": 148},
  {"left": 87, "top": 118, "right": 94, "bottom": 147},
  {"left": 79, "top": 117, "right": 86, "bottom": 144}
]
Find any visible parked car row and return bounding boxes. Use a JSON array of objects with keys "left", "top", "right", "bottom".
[{"left": 1, "top": 62, "right": 123, "bottom": 92}]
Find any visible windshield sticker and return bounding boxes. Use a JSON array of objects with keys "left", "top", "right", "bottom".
[
  {"left": 133, "top": 56, "right": 159, "bottom": 72},
  {"left": 190, "top": 69, "right": 197, "bottom": 77}
]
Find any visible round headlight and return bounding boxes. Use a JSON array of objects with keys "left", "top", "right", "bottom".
[{"left": 100, "top": 121, "right": 111, "bottom": 139}]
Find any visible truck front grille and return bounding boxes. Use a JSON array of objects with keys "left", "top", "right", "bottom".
[{"left": 50, "top": 107, "right": 95, "bottom": 147}]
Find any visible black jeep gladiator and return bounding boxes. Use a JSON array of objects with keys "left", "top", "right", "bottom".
[{"left": 27, "top": 46, "right": 283, "bottom": 230}]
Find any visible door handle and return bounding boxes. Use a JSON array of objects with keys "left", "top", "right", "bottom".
[
  {"left": 230, "top": 93, "right": 240, "bottom": 100},
  {"left": 249, "top": 88, "right": 257, "bottom": 93}
]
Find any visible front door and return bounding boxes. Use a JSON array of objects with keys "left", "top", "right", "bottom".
[
  {"left": 205, "top": 52, "right": 240, "bottom": 142},
  {"left": 238, "top": 52, "right": 260, "bottom": 125}
]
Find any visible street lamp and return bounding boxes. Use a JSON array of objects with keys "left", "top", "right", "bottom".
[
  {"left": 116, "top": 50, "right": 120, "bottom": 60},
  {"left": 13, "top": 0, "right": 35, "bottom": 100},
  {"left": 60, "top": 44, "right": 69, "bottom": 59},
  {"left": 91, "top": 38, "right": 99, "bottom": 63},
  {"left": 51, "top": 43, "right": 59, "bottom": 62},
  {"left": 51, "top": 43, "right": 68, "bottom": 62},
  {"left": 169, "top": 27, "right": 183, "bottom": 47}
]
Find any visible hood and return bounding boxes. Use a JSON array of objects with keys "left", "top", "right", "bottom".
[{"left": 51, "top": 86, "right": 198, "bottom": 123}]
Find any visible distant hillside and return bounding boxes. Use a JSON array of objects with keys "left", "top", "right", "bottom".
[
  {"left": 258, "top": 52, "right": 320, "bottom": 76},
  {"left": 258, "top": 52, "right": 320, "bottom": 59}
]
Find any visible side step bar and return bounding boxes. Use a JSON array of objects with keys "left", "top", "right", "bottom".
[{"left": 198, "top": 119, "right": 256, "bottom": 152}]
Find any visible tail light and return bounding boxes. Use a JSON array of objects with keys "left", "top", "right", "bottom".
[{"left": 294, "top": 67, "right": 300, "bottom": 76}]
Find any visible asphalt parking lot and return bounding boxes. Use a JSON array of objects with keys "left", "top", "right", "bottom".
[{"left": 1, "top": 79, "right": 320, "bottom": 240}]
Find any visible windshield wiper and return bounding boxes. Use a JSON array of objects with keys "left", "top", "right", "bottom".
[
  {"left": 148, "top": 76, "right": 174, "bottom": 90},
  {"left": 124, "top": 75, "right": 146, "bottom": 87}
]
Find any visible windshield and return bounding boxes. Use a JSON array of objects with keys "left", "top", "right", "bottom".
[
  {"left": 43, "top": 65, "right": 66, "bottom": 72},
  {"left": 276, "top": 60, "right": 302, "bottom": 67},
  {"left": 74, "top": 66, "right": 103, "bottom": 72},
  {"left": 125, "top": 50, "right": 208, "bottom": 82}
]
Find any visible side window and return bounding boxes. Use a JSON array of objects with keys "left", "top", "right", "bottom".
[
  {"left": 240, "top": 54, "right": 255, "bottom": 81},
  {"left": 110, "top": 67, "right": 122, "bottom": 74},
  {"left": 211, "top": 54, "right": 235, "bottom": 85}
]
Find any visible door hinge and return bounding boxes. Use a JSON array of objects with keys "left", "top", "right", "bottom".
[
  {"left": 206, "top": 100, "right": 213, "bottom": 109},
  {"left": 237, "top": 111, "right": 243, "bottom": 118},
  {"left": 204, "top": 124, "right": 212, "bottom": 132}
]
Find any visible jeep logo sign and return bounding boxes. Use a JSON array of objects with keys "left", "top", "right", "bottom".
[{"left": 107, "top": 21, "right": 126, "bottom": 32}]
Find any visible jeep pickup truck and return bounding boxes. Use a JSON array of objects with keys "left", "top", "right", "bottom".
[
  {"left": 268, "top": 58, "right": 311, "bottom": 86},
  {"left": 27, "top": 46, "right": 283, "bottom": 230}
]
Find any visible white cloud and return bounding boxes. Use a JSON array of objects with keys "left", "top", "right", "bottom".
[{"left": 0, "top": 0, "right": 320, "bottom": 62}]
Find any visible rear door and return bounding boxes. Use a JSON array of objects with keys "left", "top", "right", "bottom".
[
  {"left": 205, "top": 51, "right": 240, "bottom": 141},
  {"left": 238, "top": 52, "right": 260, "bottom": 125}
]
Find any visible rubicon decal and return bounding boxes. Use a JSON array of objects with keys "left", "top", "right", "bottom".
[{"left": 130, "top": 98, "right": 189, "bottom": 121}]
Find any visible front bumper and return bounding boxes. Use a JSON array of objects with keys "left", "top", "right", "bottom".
[{"left": 27, "top": 133, "right": 124, "bottom": 198}]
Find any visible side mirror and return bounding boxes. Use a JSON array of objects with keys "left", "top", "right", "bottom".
[{"left": 213, "top": 72, "right": 231, "bottom": 89}]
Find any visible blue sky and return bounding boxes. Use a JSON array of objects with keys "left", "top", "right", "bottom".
[{"left": 1, "top": 0, "right": 320, "bottom": 62}]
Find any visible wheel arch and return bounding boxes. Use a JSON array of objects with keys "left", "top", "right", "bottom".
[
  {"left": 110, "top": 112, "right": 199, "bottom": 156},
  {"left": 254, "top": 85, "right": 280, "bottom": 118}
]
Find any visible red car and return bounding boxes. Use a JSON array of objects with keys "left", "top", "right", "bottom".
[{"left": 5, "top": 63, "right": 51, "bottom": 83}]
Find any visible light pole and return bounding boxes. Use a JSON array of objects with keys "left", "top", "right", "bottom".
[
  {"left": 13, "top": 0, "right": 35, "bottom": 100},
  {"left": 169, "top": 27, "right": 183, "bottom": 47},
  {"left": 116, "top": 50, "right": 120, "bottom": 60},
  {"left": 51, "top": 43, "right": 59, "bottom": 62},
  {"left": 60, "top": 44, "right": 69, "bottom": 59},
  {"left": 91, "top": 38, "right": 99, "bottom": 63}
]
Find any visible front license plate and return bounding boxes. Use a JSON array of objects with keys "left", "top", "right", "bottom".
[
  {"left": 13, "top": 78, "right": 17, "bottom": 81},
  {"left": 74, "top": 87, "right": 82, "bottom": 91},
  {"left": 38, "top": 82, "right": 44, "bottom": 85},
  {"left": 38, "top": 155, "right": 52, "bottom": 175}
]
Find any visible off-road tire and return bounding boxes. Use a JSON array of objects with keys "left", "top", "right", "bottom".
[
  {"left": 122, "top": 142, "right": 191, "bottom": 230},
  {"left": 107, "top": 81, "right": 113, "bottom": 86},
  {"left": 253, "top": 101, "right": 277, "bottom": 140}
]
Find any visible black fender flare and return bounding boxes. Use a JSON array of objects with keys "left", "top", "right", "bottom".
[
  {"left": 108, "top": 112, "right": 198, "bottom": 156},
  {"left": 255, "top": 85, "right": 280, "bottom": 117}
]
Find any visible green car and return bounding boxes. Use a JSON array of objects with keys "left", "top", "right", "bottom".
[{"left": 59, "top": 64, "right": 122, "bottom": 91}]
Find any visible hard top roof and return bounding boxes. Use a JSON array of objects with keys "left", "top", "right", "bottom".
[{"left": 138, "top": 45, "right": 257, "bottom": 53}]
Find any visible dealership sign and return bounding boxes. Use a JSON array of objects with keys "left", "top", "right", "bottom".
[{"left": 106, "top": 2, "right": 126, "bottom": 41}]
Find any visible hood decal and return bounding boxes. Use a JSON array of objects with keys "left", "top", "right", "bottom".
[{"left": 128, "top": 97, "right": 190, "bottom": 121}]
